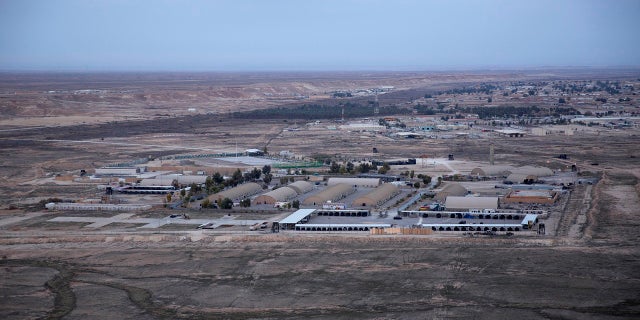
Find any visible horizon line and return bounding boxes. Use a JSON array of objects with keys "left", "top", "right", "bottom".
[{"left": 2, "top": 65, "right": 640, "bottom": 74}]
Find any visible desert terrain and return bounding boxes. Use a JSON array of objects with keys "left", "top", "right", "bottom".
[{"left": 1, "top": 70, "right": 639, "bottom": 319}]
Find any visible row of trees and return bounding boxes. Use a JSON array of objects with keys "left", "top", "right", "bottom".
[
  {"left": 202, "top": 165, "right": 272, "bottom": 195},
  {"left": 328, "top": 161, "right": 390, "bottom": 175}
]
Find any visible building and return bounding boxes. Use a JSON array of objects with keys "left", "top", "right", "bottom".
[
  {"left": 208, "top": 182, "right": 263, "bottom": 204},
  {"left": 287, "top": 180, "right": 314, "bottom": 194},
  {"left": 254, "top": 187, "right": 298, "bottom": 205},
  {"left": 444, "top": 196, "right": 499, "bottom": 211},
  {"left": 95, "top": 167, "right": 139, "bottom": 176},
  {"left": 339, "top": 123, "right": 386, "bottom": 132},
  {"left": 471, "top": 165, "right": 553, "bottom": 178},
  {"left": 512, "top": 166, "right": 553, "bottom": 177},
  {"left": 352, "top": 184, "right": 400, "bottom": 207},
  {"left": 278, "top": 208, "right": 316, "bottom": 230},
  {"left": 303, "top": 183, "right": 355, "bottom": 206},
  {"left": 470, "top": 165, "right": 515, "bottom": 177},
  {"left": 503, "top": 190, "right": 559, "bottom": 204},
  {"left": 45, "top": 203, "right": 151, "bottom": 211},
  {"left": 434, "top": 183, "right": 468, "bottom": 202},
  {"left": 505, "top": 173, "right": 537, "bottom": 184},
  {"left": 327, "top": 177, "right": 381, "bottom": 188},
  {"left": 245, "top": 149, "right": 264, "bottom": 156},
  {"left": 494, "top": 129, "right": 526, "bottom": 137},
  {"left": 139, "top": 174, "right": 207, "bottom": 186}
]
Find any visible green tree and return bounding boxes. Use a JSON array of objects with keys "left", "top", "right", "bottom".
[
  {"left": 240, "top": 198, "right": 251, "bottom": 207},
  {"left": 201, "top": 198, "right": 211, "bottom": 209},
  {"left": 212, "top": 172, "right": 224, "bottom": 184},
  {"left": 262, "top": 165, "right": 271, "bottom": 175},
  {"left": 205, "top": 176, "right": 214, "bottom": 191},
  {"left": 292, "top": 199, "right": 300, "bottom": 209},
  {"left": 231, "top": 168, "right": 243, "bottom": 185},
  {"left": 263, "top": 173, "right": 273, "bottom": 184},
  {"left": 220, "top": 197, "right": 234, "bottom": 209},
  {"left": 413, "top": 182, "right": 421, "bottom": 188},
  {"left": 329, "top": 161, "right": 340, "bottom": 173},
  {"left": 346, "top": 162, "right": 354, "bottom": 174}
]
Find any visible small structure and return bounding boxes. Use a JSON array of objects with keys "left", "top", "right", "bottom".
[
  {"left": 494, "top": 129, "right": 526, "bottom": 137},
  {"left": 245, "top": 149, "right": 264, "bottom": 156},
  {"left": 444, "top": 196, "right": 499, "bottom": 211}
]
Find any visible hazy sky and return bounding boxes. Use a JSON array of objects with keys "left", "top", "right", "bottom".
[{"left": 1, "top": 0, "right": 639, "bottom": 71}]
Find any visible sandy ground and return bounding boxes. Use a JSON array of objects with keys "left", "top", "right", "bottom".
[{"left": 1, "top": 71, "right": 639, "bottom": 319}]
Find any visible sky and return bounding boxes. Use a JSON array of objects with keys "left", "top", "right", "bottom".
[{"left": 1, "top": 0, "right": 639, "bottom": 71}]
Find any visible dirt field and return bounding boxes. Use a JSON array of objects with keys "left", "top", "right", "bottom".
[{"left": 1, "top": 71, "right": 639, "bottom": 319}]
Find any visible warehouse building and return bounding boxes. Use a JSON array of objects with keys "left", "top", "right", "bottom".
[
  {"left": 352, "top": 183, "right": 400, "bottom": 207},
  {"left": 327, "top": 177, "right": 381, "bottom": 188},
  {"left": 503, "top": 190, "right": 559, "bottom": 204},
  {"left": 45, "top": 203, "right": 151, "bottom": 211},
  {"left": 95, "top": 167, "right": 139, "bottom": 176},
  {"left": 303, "top": 183, "right": 355, "bottom": 206},
  {"left": 139, "top": 174, "right": 208, "bottom": 186},
  {"left": 208, "top": 182, "right": 263, "bottom": 204},
  {"left": 444, "top": 196, "right": 499, "bottom": 211}
]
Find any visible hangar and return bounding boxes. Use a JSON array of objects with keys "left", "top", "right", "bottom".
[
  {"left": 434, "top": 182, "right": 468, "bottom": 202},
  {"left": 512, "top": 165, "right": 553, "bottom": 177},
  {"left": 470, "top": 165, "right": 515, "bottom": 177},
  {"left": 208, "top": 182, "right": 263, "bottom": 203},
  {"left": 287, "top": 180, "right": 314, "bottom": 194},
  {"left": 505, "top": 173, "right": 537, "bottom": 184},
  {"left": 327, "top": 177, "right": 380, "bottom": 188},
  {"left": 445, "top": 196, "right": 499, "bottom": 211},
  {"left": 352, "top": 183, "right": 400, "bottom": 207},
  {"left": 253, "top": 187, "right": 298, "bottom": 205},
  {"left": 303, "top": 183, "right": 355, "bottom": 206}
]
